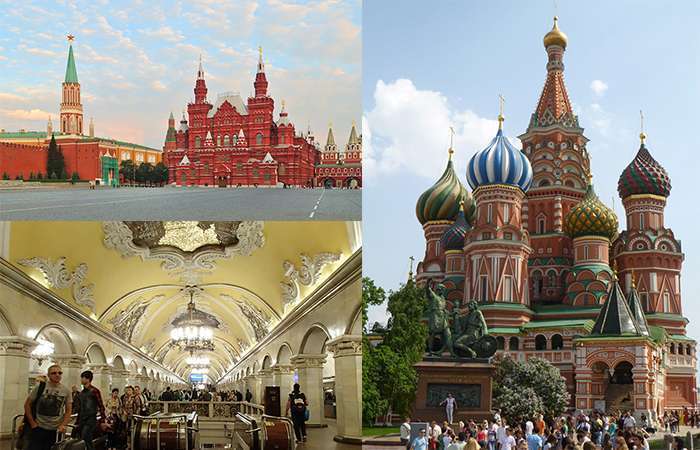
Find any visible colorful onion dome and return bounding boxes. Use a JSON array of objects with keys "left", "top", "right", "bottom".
[
  {"left": 416, "top": 155, "right": 471, "bottom": 225},
  {"left": 564, "top": 181, "right": 619, "bottom": 240},
  {"left": 617, "top": 141, "right": 671, "bottom": 199},
  {"left": 440, "top": 208, "right": 470, "bottom": 251},
  {"left": 466, "top": 125, "right": 533, "bottom": 192},
  {"left": 543, "top": 16, "right": 568, "bottom": 49}
]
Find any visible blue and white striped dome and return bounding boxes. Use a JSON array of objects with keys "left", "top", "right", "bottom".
[{"left": 466, "top": 128, "right": 533, "bottom": 192}]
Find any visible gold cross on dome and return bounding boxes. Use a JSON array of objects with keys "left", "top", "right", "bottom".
[
  {"left": 498, "top": 94, "right": 505, "bottom": 129},
  {"left": 448, "top": 126, "right": 455, "bottom": 160},
  {"left": 67, "top": 34, "right": 75, "bottom": 42},
  {"left": 639, "top": 110, "right": 646, "bottom": 144},
  {"left": 408, "top": 256, "right": 415, "bottom": 277},
  {"left": 258, "top": 46, "right": 263, "bottom": 59}
]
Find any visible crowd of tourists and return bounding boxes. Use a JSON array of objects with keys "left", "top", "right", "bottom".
[
  {"left": 17, "top": 364, "right": 312, "bottom": 449},
  {"left": 401, "top": 406, "right": 697, "bottom": 450}
]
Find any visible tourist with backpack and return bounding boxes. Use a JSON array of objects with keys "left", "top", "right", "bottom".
[
  {"left": 23, "top": 365, "right": 72, "bottom": 450},
  {"left": 285, "top": 383, "right": 308, "bottom": 443}
]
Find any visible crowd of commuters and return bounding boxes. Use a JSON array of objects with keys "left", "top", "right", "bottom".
[
  {"left": 401, "top": 407, "right": 697, "bottom": 450},
  {"left": 18, "top": 364, "right": 312, "bottom": 449}
]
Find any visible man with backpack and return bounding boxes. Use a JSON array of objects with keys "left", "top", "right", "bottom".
[
  {"left": 76, "top": 370, "right": 106, "bottom": 450},
  {"left": 23, "top": 364, "right": 73, "bottom": 450},
  {"left": 285, "top": 383, "right": 308, "bottom": 444}
]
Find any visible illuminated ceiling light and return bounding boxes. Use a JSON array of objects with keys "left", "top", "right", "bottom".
[
  {"left": 170, "top": 286, "right": 215, "bottom": 353},
  {"left": 32, "top": 338, "right": 55, "bottom": 366}
]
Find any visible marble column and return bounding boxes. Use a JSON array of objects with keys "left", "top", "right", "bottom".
[
  {"left": 52, "top": 354, "right": 87, "bottom": 391},
  {"left": 88, "top": 364, "right": 112, "bottom": 397},
  {"left": 327, "top": 335, "right": 362, "bottom": 442},
  {"left": 0, "top": 336, "right": 37, "bottom": 438},
  {"left": 272, "top": 364, "right": 294, "bottom": 405},
  {"left": 258, "top": 368, "right": 274, "bottom": 403},
  {"left": 291, "top": 353, "right": 326, "bottom": 426},
  {"left": 111, "top": 369, "right": 129, "bottom": 393}
]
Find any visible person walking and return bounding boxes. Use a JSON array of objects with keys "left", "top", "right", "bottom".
[
  {"left": 410, "top": 429, "right": 429, "bottom": 450},
  {"left": 245, "top": 388, "right": 253, "bottom": 403},
  {"left": 400, "top": 417, "right": 412, "bottom": 449},
  {"left": 23, "top": 364, "right": 72, "bottom": 450},
  {"left": 76, "top": 370, "right": 106, "bottom": 450},
  {"left": 441, "top": 393, "right": 457, "bottom": 425},
  {"left": 285, "top": 383, "right": 308, "bottom": 444},
  {"left": 105, "top": 388, "right": 126, "bottom": 450}
]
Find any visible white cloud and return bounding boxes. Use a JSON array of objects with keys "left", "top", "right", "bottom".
[
  {"left": 364, "top": 79, "right": 499, "bottom": 179},
  {"left": 590, "top": 79, "right": 608, "bottom": 97},
  {"left": 0, "top": 92, "right": 26, "bottom": 102},
  {"left": 21, "top": 46, "right": 60, "bottom": 58},
  {"left": 587, "top": 103, "right": 612, "bottom": 136},
  {"left": 151, "top": 80, "right": 167, "bottom": 91},
  {"left": 140, "top": 26, "right": 184, "bottom": 43},
  {"left": 0, "top": 108, "right": 55, "bottom": 121}
]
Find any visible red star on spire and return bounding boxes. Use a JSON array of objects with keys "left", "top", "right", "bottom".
[{"left": 67, "top": 34, "right": 75, "bottom": 42}]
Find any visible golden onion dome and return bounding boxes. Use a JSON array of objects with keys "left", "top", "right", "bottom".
[
  {"left": 564, "top": 181, "right": 618, "bottom": 240},
  {"left": 543, "top": 16, "right": 568, "bottom": 49},
  {"left": 416, "top": 154, "right": 471, "bottom": 225}
]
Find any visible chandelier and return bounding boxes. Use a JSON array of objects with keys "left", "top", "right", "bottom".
[
  {"left": 32, "top": 338, "right": 55, "bottom": 366},
  {"left": 170, "top": 286, "right": 215, "bottom": 352}
]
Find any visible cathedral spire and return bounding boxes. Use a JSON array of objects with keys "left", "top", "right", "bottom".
[
  {"left": 527, "top": 16, "right": 577, "bottom": 131},
  {"left": 197, "top": 54, "right": 204, "bottom": 80},
  {"left": 257, "top": 45, "right": 265, "bottom": 73},
  {"left": 254, "top": 45, "right": 268, "bottom": 97}
]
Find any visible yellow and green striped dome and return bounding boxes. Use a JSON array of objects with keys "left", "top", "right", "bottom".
[
  {"left": 416, "top": 158, "right": 472, "bottom": 225},
  {"left": 564, "top": 182, "right": 618, "bottom": 240}
]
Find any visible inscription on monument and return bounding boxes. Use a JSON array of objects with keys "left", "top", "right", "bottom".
[{"left": 426, "top": 383, "right": 481, "bottom": 408}]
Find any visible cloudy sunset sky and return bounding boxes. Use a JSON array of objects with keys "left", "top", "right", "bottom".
[{"left": 0, "top": 0, "right": 360, "bottom": 149}]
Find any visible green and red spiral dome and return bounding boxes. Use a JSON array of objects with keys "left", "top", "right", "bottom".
[
  {"left": 416, "top": 158, "right": 475, "bottom": 225},
  {"left": 618, "top": 143, "right": 671, "bottom": 199}
]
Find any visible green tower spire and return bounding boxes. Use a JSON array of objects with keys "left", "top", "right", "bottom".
[{"left": 65, "top": 44, "right": 79, "bottom": 83}]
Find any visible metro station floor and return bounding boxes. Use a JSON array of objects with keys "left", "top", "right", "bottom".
[{"left": 0, "top": 420, "right": 360, "bottom": 450}]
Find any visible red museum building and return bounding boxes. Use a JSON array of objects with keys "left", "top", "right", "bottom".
[{"left": 163, "top": 50, "right": 362, "bottom": 188}]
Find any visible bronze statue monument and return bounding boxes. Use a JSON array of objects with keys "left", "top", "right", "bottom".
[{"left": 425, "top": 282, "right": 497, "bottom": 359}]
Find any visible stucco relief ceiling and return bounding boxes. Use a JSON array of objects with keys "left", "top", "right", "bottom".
[{"left": 8, "top": 221, "right": 354, "bottom": 379}]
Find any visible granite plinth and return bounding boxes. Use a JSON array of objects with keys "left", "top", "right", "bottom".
[{"left": 413, "top": 358, "right": 495, "bottom": 423}]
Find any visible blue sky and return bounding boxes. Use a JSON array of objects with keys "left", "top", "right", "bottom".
[
  {"left": 363, "top": 0, "right": 700, "bottom": 346},
  {"left": 0, "top": 0, "right": 360, "bottom": 149}
]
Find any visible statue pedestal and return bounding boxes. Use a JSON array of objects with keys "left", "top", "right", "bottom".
[{"left": 412, "top": 358, "right": 494, "bottom": 423}]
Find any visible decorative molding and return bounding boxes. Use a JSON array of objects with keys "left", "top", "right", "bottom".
[
  {"left": 18, "top": 257, "right": 96, "bottom": 312},
  {"left": 107, "top": 295, "right": 163, "bottom": 343},
  {"left": 280, "top": 252, "right": 341, "bottom": 308},
  {"left": 290, "top": 353, "right": 327, "bottom": 369},
  {"left": 327, "top": 335, "right": 362, "bottom": 357},
  {"left": 0, "top": 336, "right": 38, "bottom": 357},
  {"left": 103, "top": 221, "right": 265, "bottom": 284},
  {"left": 220, "top": 294, "right": 271, "bottom": 342}
]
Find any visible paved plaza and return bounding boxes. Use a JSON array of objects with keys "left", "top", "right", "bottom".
[{"left": 0, "top": 186, "right": 361, "bottom": 220}]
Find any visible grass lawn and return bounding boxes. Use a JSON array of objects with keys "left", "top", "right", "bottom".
[{"left": 363, "top": 426, "right": 400, "bottom": 437}]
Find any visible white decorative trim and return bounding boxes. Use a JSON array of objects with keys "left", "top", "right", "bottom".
[
  {"left": 280, "top": 252, "right": 341, "bottom": 310},
  {"left": 102, "top": 221, "right": 265, "bottom": 283},
  {"left": 18, "top": 257, "right": 96, "bottom": 312}
]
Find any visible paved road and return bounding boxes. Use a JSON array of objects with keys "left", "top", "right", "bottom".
[{"left": 0, "top": 187, "right": 361, "bottom": 221}]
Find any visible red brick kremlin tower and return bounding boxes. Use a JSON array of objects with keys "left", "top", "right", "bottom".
[
  {"left": 60, "top": 35, "right": 83, "bottom": 135},
  {"left": 413, "top": 17, "right": 696, "bottom": 417}
]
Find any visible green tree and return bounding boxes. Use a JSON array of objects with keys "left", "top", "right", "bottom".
[
  {"left": 362, "top": 277, "right": 427, "bottom": 425},
  {"left": 46, "top": 135, "right": 65, "bottom": 180},
  {"left": 136, "top": 162, "right": 154, "bottom": 184},
  {"left": 154, "top": 162, "right": 169, "bottom": 185},
  {"left": 2, "top": 172, "right": 9, "bottom": 180},
  {"left": 120, "top": 159, "right": 135, "bottom": 184},
  {"left": 29, "top": 171, "right": 35, "bottom": 180},
  {"left": 71, "top": 171, "right": 80, "bottom": 183},
  {"left": 37, "top": 172, "right": 44, "bottom": 180},
  {"left": 493, "top": 356, "right": 570, "bottom": 423}
]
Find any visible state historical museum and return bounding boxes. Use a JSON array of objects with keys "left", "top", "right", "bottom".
[
  {"left": 414, "top": 18, "right": 695, "bottom": 418},
  {"left": 163, "top": 49, "right": 362, "bottom": 188}
]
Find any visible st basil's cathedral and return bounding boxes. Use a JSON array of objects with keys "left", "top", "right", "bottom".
[
  {"left": 414, "top": 17, "right": 695, "bottom": 417},
  {"left": 162, "top": 49, "right": 362, "bottom": 188}
]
